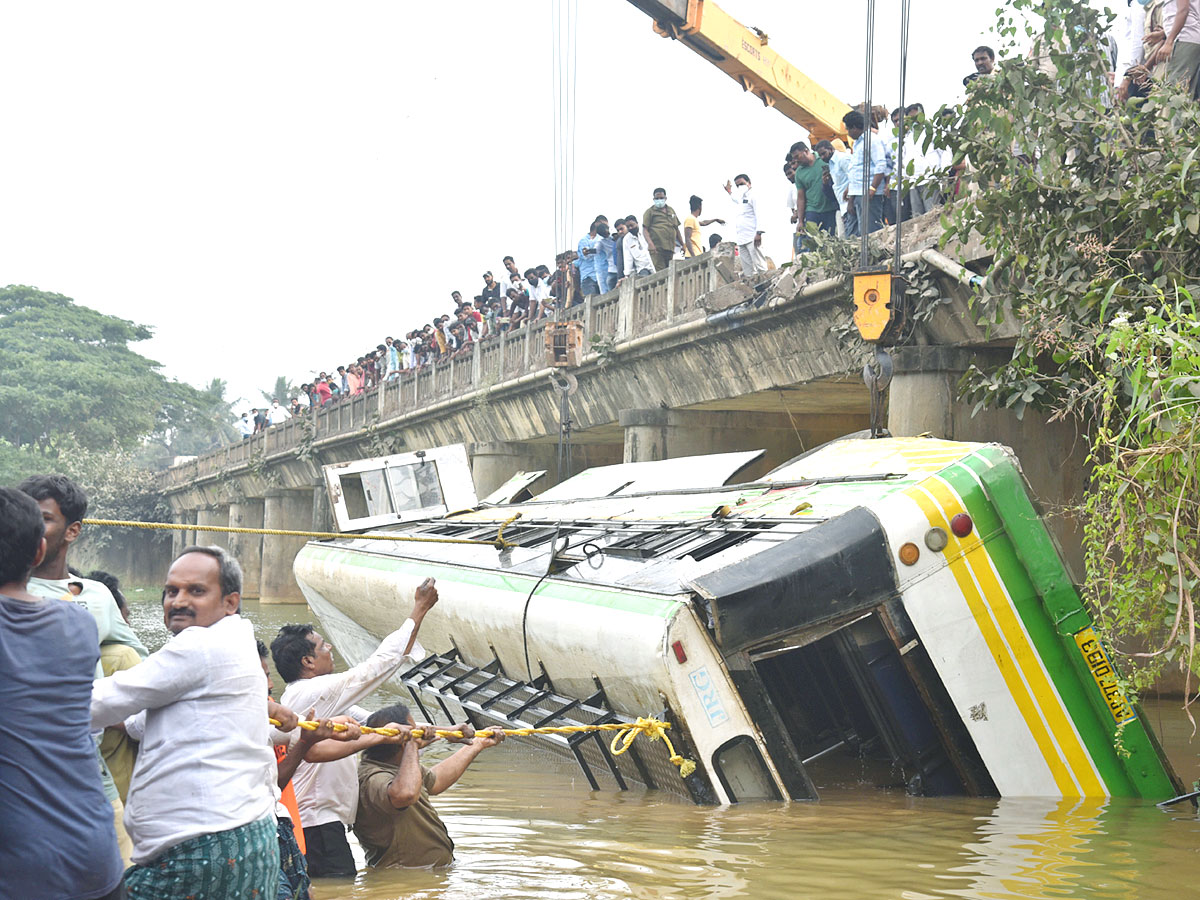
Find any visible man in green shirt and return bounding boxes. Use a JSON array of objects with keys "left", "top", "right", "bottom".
[
  {"left": 792, "top": 143, "right": 837, "bottom": 252},
  {"left": 354, "top": 703, "right": 505, "bottom": 868},
  {"left": 642, "top": 188, "right": 683, "bottom": 272}
]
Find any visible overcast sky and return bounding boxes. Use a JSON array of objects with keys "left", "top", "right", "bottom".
[{"left": 2, "top": 1, "right": 1115, "bottom": 410}]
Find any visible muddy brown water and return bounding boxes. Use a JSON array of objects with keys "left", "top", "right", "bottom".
[{"left": 123, "top": 592, "right": 1200, "bottom": 900}]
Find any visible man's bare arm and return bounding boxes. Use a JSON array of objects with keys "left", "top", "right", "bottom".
[
  {"left": 403, "top": 577, "right": 438, "bottom": 657},
  {"left": 429, "top": 725, "right": 505, "bottom": 795},
  {"left": 385, "top": 726, "right": 422, "bottom": 809}
]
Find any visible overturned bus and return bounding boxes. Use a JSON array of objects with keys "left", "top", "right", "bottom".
[{"left": 292, "top": 436, "right": 1179, "bottom": 804}]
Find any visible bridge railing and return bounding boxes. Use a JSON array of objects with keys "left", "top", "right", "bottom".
[{"left": 164, "top": 252, "right": 730, "bottom": 483}]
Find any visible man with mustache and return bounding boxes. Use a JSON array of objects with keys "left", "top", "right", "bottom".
[{"left": 90, "top": 546, "right": 283, "bottom": 900}]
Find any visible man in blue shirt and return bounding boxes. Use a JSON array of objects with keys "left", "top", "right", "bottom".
[
  {"left": 0, "top": 487, "right": 125, "bottom": 900},
  {"left": 576, "top": 220, "right": 603, "bottom": 297},
  {"left": 842, "top": 109, "right": 889, "bottom": 236}
]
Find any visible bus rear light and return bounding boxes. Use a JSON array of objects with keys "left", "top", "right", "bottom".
[
  {"left": 898, "top": 542, "right": 920, "bottom": 566},
  {"left": 950, "top": 513, "right": 974, "bottom": 538},
  {"left": 672, "top": 640, "right": 688, "bottom": 663},
  {"left": 924, "top": 527, "right": 949, "bottom": 552}
]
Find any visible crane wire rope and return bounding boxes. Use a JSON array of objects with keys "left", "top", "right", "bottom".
[
  {"left": 893, "top": 0, "right": 912, "bottom": 272},
  {"left": 859, "top": 0, "right": 876, "bottom": 269},
  {"left": 550, "top": 0, "right": 578, "bottom": 253},
  {"left": 569, "top": 0, "right": 578, "bottom": 252},
  {"left": 551, "top": 0, "right": 561, "bottom": 253}
]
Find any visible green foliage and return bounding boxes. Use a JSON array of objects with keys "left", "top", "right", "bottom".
[
  {"left": 142, "top": 378, "right": 237, "bottom": 464},
  {"left": 918, "top": 0, "right": 1200, "bottom": 421},
  {"left": 913, "top": 0, "right": 1200, "bottom": 685},
  {"left": 0, "top": 285, "right": 164, "bottom": 450},
  {"left": 0, "top": 437, "right": 170, "bottom": 555},
  {"left": 0, "top": 285, "right": 237, "bottom": 464},
  {"left": 1082, "top": 290, "right": 1200, "bottom": 691},
  {"left": 261, "top": 376, "right": 297, "bottom": 406}
]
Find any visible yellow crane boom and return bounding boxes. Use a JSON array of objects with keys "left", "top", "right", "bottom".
[{"left": 627, "top": 0, "right": 850, "bottom": 141}]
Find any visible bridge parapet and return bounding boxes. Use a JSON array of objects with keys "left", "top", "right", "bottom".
[
  {"left": 148, "top": 229, "right": 1092, "bottom": 602},
  {"left": 159, "top": 251, "right": 729, "bottom": 490}
]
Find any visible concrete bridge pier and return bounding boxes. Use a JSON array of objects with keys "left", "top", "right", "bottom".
[
  {"left": 469, "top": 442, "right": 560, "bottom": 499},
  {"left": 194, "top": 506, "right": 230, "bottom": 551},
  {"left": 888, "top": 346, "right": 1087, "bottom": 574},
  {"left": 619, "top": 408, "right": 866, "bottom": 481},
  {"left": 261, "top": 489, "right": 315, "bottom": 604},
  {"left": 228, "top": 499, "right": 265, "bottom": 599},
  {"left": 171, "top": 511, "right": 191, "bottom": 558}
]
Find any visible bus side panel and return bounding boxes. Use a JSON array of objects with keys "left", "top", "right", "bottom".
[{"left": 953, "top": 450, "right": 1178, "bottom": 800}]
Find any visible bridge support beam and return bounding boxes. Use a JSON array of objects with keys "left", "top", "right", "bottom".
[
  {"left": 619, "top": 408, "right": 864, "bottom": 480},
  {"left": 889, "top": 346, "right": 1087, "bottom": 574},
  {"left": 194, "top": 506, "right": 230, "bottom": 551},
  {"left": 171, "top": 511, "right": 190, "bottom": 558},
  {"left": 261, "top": 489, "right": 313, "bottom": 605},
  {"left": 468, "top": 442, "right": 559, "bottom": 499},
  {"left": 228, "top": 499, "right": 265, "bottom": 600}
]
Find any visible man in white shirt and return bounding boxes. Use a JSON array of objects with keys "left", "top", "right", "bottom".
[
  {"left": 723, "top": 173, "right": 766, "bottom": 276},
  {"left": 524, "top": 268, "right": 552, "bottom": 315},
  {"left": 268, "top": 400, "right": 291, "bottom": 426},
  {"left": 900, "top": 103, "right": 948, "bottom": 217},
  {"left": 783, "top": 161, "right": 800, "bottom": 257},
  {"left": 621, "top": 215, "right": 655, "bottom": 278},
  {"left": 91, "top": 546, "right": 280, "bottom": 900},
  {"left": 842, "top": 110, "right": 889, "bottom": 236},
  {"left": 271, "top": 577, "right": 439, "bottom": 877},
  {"left": 1155, "top": 0, "right": 1200, "bottom": 98}
]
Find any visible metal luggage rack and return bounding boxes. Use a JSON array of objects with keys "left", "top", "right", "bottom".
[{"left": 397, "top": 649, "right": 715, "bottom": 803}]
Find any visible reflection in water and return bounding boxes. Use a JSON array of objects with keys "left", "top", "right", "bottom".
[
  {"left": 118, "top": 594, "right": 1200, "bottom": 900},
  {"left": 953, "top": 799, "right": 1117, "bottom": 900}
]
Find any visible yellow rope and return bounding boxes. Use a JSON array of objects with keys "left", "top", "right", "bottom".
[
  {"left": 82, "top": 512, "right": 523, "bottom": 549},
  {"left": 609, "top": 716, "right": 697, "bottom": 779},
  {"left": 268, "top": 714, "right": 696, "bottom": 779}
]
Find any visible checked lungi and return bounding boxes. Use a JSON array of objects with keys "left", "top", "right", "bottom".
[
  {"left": 125, "top": 815, "right": 279, "bottom": 900},
  {"left": 276, "top": 817, "right": 311, "bottom": 900}
]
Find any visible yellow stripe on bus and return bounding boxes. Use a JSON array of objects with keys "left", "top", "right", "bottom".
[
  {"left": 905, "top": 483, "right": 1082, "bottom": 797},
  {"left": 924, "top": 474, "right": 1107, "bottom": 796}
]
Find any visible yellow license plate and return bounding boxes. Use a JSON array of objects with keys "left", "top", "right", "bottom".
[{"left": 1074, "top": 627, "right": 1136, "bottom": 724}]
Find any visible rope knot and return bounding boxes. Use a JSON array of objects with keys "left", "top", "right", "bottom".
[{"left": 609, "top": 716, "right": 696, "bottom": 780}]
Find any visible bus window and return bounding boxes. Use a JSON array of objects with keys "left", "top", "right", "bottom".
[{"left": 712, "top": 736, "right": 781, "bottom": 802}]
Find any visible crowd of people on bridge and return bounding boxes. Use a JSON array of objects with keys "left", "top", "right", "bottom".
[
  {"left": 241, "top": 5, "right": 1200, "bottom": 434},
  {"left": 239, "top": 190, "right": 747, "bottom": 431},
  {"left": 1, "top": 475, "right": 503, "bottom": 900},
  {"left": 787, "top": 5, "right": 1200, "bottom": 244}
]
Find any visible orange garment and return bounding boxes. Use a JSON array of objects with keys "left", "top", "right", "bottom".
[{"left": 274, "top": 742, "right": 307, "bottom": 854}]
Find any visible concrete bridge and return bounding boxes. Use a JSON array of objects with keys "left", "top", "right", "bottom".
[{"left": 150, "top": 228, "right": 1085, "bottom": 601}]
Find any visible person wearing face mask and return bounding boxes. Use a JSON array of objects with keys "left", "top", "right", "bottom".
[
  {"left": 609, "top": 220, "right": 626, "bottom": 289},
  {"left": 509, "top": 271, "right": 528, "bottom": 302},
  {"left": 642, "top": 188, "right": 683, "bottom": 272},
  {"left": 723, "top": 174, "right": 767, "bottom": 276},
  {"left": 621, "top": 215, "right": 654, "bottom": 278},
  {"left": 524, "top": 268, "right": 551, "bottom": 317}
]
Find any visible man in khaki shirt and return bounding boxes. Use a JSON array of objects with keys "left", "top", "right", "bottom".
[{"left": 354, "top": 704, "right": 504, "bottom": 868}]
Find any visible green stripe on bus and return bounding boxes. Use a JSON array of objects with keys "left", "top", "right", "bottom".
[
  {"left": 299, "top": 543, "right": 683, "bottom": 618},
  {"left": 947, "top": 451, "right": 1175, "bottom": 799}
]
